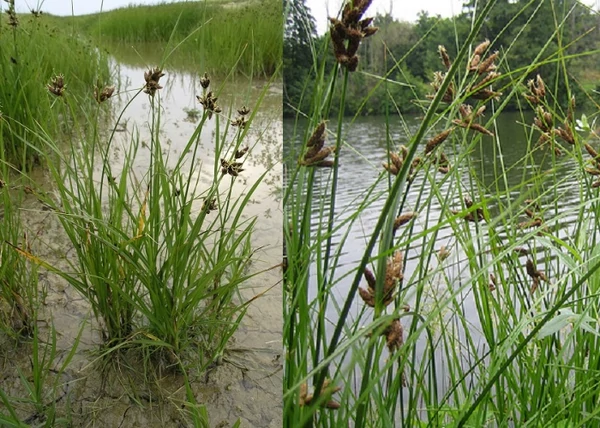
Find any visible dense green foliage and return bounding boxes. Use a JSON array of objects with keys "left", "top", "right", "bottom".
[
  {"left": 0, "top": 13, "right": 111, "bottom": 169},
  {"left": 65, "top": 0, "right": 282, "bottom": 77},
  {"left": 284, "top": 0, "right": 600, "bottom": 117}
]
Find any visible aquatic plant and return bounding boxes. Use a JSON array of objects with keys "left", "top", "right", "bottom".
[{"left": 284, "top": 0, "right": 600, "bottom": 426}]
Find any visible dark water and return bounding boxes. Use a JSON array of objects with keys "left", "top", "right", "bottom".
[{"left": 284, "top": 112, "right": 598, "bottom": 342}]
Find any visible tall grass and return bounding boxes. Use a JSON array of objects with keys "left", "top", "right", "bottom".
[
  {"left": 61, "top": 0, "right": 282, "bottom": 77},
  {"left": 0, "top": 10, "right": 111, "bottom": 170},
  {"left": 284, "top": 0, "right": 600, "bottom": 426}
]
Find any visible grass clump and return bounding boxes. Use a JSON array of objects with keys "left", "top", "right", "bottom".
[
  {"left": 66, "top": 0, "right": 282, "bottom": 77},
  {"left": 0, "top": 7, "right": 111, "bottom": 170},
  {"left": 284, "top": 0, "right": 600, "bottom": 426}
]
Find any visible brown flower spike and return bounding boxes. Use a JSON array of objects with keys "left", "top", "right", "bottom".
[
  {"left": 301, "top": 122, "right": 335, "bottom": 167},
  {"left": 359, "top": 252, "right": 403, "bottom": 307},
  {"left": 47, "top": 74, "right": 66, "bottom": 97},
  {"left": 143, "top": 67, "right": 165, "bottom": 97},
  {"left": 94, "top": 85, "right": 115, "bottom": 103},
  {"left": 329, "top": 0, "right": 378, "bottom": 71},
  {"left": 299, "top": 379, "right": 342, "bottom": 409},
  {"left": 526, "top": 258, "right": 547, "bottom": 293}
]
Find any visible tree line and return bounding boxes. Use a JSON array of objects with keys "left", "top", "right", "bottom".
[{"left": 284, "top": 0, "right": 600, "bottom": 117}]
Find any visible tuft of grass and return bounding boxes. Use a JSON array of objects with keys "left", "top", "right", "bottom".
[{"left": 284, "top": 0, "right": 600, "bottom": 426}]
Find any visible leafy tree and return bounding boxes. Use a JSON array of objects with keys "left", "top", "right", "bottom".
[{"left": 283, "top": 0, "right": 317, "bottom": 117}]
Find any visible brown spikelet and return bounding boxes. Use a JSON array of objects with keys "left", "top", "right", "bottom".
[
  {"left": 363, "top": 268, "right": 376, "bottom": 290},
  {"left": 470, "top": 88, "right": 502, "bottom": 101},
  {"left": 477, "top": 51, "right": 499, "bottom": 75},
  {"left": 585, "top": 143, "right": 599, "bottom": 160},
  {"left": 535, "top": 74, "right": 546, "bottom": 98},
  {"left": 393, "top": 212, "right": 417, "bottom": 231},
  {"left": 585, "top": 168, "right": 600, "bottom": 176},
  {"left": 382, "top": 318, "right": 404, "bottom": 354},
  {"left": 425, "top": 128, "right": 453, "bottom": 154},
  {"left": 313, "top": 160, "right": 335, "bottom": 168},
  {"left": 390, "top": 152, "right": 403, "bottom": 171},
  {"left": 307, "top": 122, "right": 326, "bottom": 147},
  {"left": 438, "top": 45, "right": 451, "bottom": 69},
  {"left": 472, "top": 72, "right": 500, "bottom": 92},
  {"left": 489, "top": 273, "right": 497, "bottom": 291},
  {"left": 301, "top": 147, "right": 335, "bottom": 166},
  {"left": 513, "top": 247, "right": 530, "bottom": 256},
  {"left": 473, "top": 39, "right": 491, "bottom": 57},
  {"left": 383, "top": 162, "right": 399, "bottom": 176}
]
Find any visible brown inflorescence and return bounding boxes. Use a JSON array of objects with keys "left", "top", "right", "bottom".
[
  {"left": 94, "top": 84, "right": 115, "bottom": 103},
  {"left": 6, "top": 0, "right": 18, "bottom": 28},
  {"left": 466, "top": 40, "right": 502, "bottom": 101},
  {"left": 197, "top": 91, "right": 222, "bottom": 119},
  {"left": 301, "top": 121, "right": 335, "bottom": 167},
  {"left": 583, "top": 142, "right": 600, "bottom": 187},
  {"left": 518, "top": 201, "right": 544, "bottom": 229},
  {"left": 201, "top": 197, "right": 217, "bottom": 214},
  {"left": 525, "top": 258, "right": 547, "bottom": 293},
  {"left": 196, "top": 73, "right": 222, "bottom": 119},
  {"left": 393, "top": 212, "right": 417, "bottom": 232},
  {"left": 143, "top": 67, "right": 165, "bottom": 97},
  {"left": 451, "top": 196, "right": 485, "bottom": 223},
  {"left": 452, "top": 104, "right": 494, "bottom": 137},
  {"left": 220, "top": 158, "right": 244, "bottom": 177},
  {"left": 489, "top": 273, "right": 498, "bottom": 291},
  {"left": 47, "top": 74, "right": 66, "bottom": 97},
  {"left": 428, "top": 71, "right": 455, "bottom": 103},
  {"left": 424, "top": 128, "right": 454, "bottom": 154},
  {"left": 383, "top": 145, "right": 420, "bottom": 180},
  {"left": 381, "top": 318, "right": 404, "bottom": 354},
  {"left": 359, "top": 252, "right": 403, "bottom": 307},
  {"left": 329, "top": 0, "right": 378, "bottom": 72},
  {"left": 299, "top": 379, "right": 342, "bottom": 410},
  {"left": 232, "top": 105, "right": 251, "bottom": 129}
]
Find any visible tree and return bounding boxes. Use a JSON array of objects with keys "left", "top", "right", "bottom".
[{"left": 284, "top": 0, "right": 318, "bottom": 116}]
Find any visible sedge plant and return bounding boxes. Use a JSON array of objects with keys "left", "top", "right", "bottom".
[{"left": 284, "top": 0, "right": 600, "bottom": 426}]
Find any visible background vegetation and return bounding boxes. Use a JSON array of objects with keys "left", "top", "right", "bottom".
[
  {"left": 58, "top": 0, "right": 282, "bottom": 77},
  {"left": 284, "top": 0, "right": 600, "bottom": 117}
]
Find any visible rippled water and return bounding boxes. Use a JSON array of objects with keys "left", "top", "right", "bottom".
[{"left": 284, "top": 113, "right": 598, "bottom": 336}]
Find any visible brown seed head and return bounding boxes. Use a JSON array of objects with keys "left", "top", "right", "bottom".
[
  {"left": 393, "top": 212, "right": 417, "bottom": 231},
  {"left": 47, "top": 74, "right": 66, "bottom": 97},
  {"left": 438, "top": 45, "right": 451, "bottom": 69},
  {"left": 94, "top": 85, "right": 115, "bottom": 103},
  {"left": 425, "top": 128, "right": 453, "bottom": 154},
  {"left": 200, "top": 72, "right": 210, "bottom": 89},
  {"left": 235, "top": 146, "right": 249, "bottom": 159},
  {"left": 382, "top": 318, "right": 404, "bottom": 354},
  {"left": 473, "top": 39, "right": 490, "bottom": 57}
]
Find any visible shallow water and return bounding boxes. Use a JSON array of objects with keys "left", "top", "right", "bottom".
[{"left": 1, "top": 59, "right": 282, "bottom": 426}]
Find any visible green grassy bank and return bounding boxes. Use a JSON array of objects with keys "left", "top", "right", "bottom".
[
  {"left": 0, "top": 12, "right": 111, "bottom": 170},
  {"left": 61, "top": 0, "right": 282, "bottom": 77}
]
